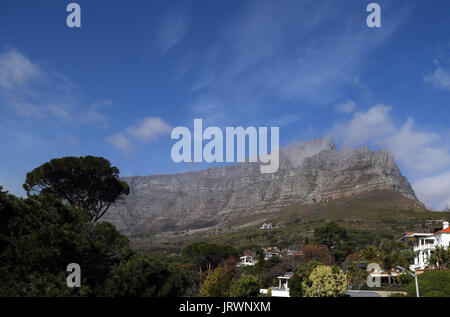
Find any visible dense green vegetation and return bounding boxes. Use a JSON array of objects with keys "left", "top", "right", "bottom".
[
  {"left": 0, "top": 156, "right": 185, "bottom": 297},
  {"left": 406, "top": 271, "right": 450, "bottom": 297}
]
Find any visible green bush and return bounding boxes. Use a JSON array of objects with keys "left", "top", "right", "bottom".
[
  {"left": 406, "top": 270, "right": 450, "bottom": 297},
  {"left": 399, "top": 273, "right": 414, "bottom": 286}
]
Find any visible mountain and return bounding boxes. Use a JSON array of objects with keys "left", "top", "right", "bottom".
[{"left": 104, "top": 137, "right": 422, "bottom": 235}]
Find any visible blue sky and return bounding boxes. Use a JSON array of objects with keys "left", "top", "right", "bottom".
[{"left": 0, "top": 0, "right": 450, "bottom": 209}]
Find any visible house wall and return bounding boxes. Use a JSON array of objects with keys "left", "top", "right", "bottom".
[{"left": 435, "top": 233, "right": 450, "bottom": 248}]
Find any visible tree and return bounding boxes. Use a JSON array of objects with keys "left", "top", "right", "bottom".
[
  {"left": 406, "top": 270, "right": 450, "bottom": 297},
  {"left": 314, "top": 222, "right": 354, "bottom": 263},
  {"left": 0, "top": 188, "right": 132, "bottom": 296},
  {"left": 200, "top": 266, "right": 233, "bottom": 297},
  {"left": 229, "top": 275, "right": 260, "bottom": 297},
  {"left": 301, "top": 245, "right": 333, "bottom": 265},
  {"left": 347, "top": 263, "right": 368, "bottom": 290},
  {"left": 288, "top": 273, "right": 303, "bottom": 297},
  {"left": 182, "top": 243, "right": 239, "bottom": 273},
  {"left": 297, "top": 260, "right": 322, "bottom": 280},
  {"left": 303, "top": 265, "right": 347, "bottom": 297},
  {"left": 360, "top": 245, "right": 381, "bottom": 262},
  {"left": 103, "top": 253, "right": 187, "bottom": 297},
  {"left": 426, "top": 246, "right": 450, "bottom": 270},
  {"left": 23, "top": 156, "right": 129, "bottom": 223}
]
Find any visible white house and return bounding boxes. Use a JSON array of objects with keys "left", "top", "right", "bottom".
[
  {"left": 236, "top": 255, "right": 258, "bottom": 267},
  {"left": 264, "top": 251, "right": 280, "bottom": 260},
  {"left": 260, "top": 273, "right": 293, "bottom": 297},
  {"left": 434, "top": 222, "right": 450, "bottom": 249},
  {"left": 260, "top": 223, "right": 279, "bottom": 230},
  {"left": 400, "top": 221, "right": 449, "bottom": 271}
]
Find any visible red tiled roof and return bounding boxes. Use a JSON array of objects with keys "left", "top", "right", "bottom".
[{"left": 435, "top": 227, "right": 450, "bottom": 234}]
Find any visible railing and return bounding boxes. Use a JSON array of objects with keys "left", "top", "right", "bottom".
[{"left": 414, "top": 244, "right": 435, "bottom": 252}]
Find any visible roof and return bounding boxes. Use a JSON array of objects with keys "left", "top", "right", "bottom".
[
  {"left": 435, "top": 227, "right": 450, "bottom": 234},
  {"left": 402, "top": 233, "right": 434, "bottom": 238}
]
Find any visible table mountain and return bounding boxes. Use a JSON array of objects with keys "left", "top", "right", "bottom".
[{"left": 104, "top": 137, "right": 421, "bottom": 235}]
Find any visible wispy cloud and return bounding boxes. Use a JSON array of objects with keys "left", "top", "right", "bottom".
[
  {"left": 0, "top": 49, "right": 41, "bottom": 90},
  {"left": 82, "top": 99, "right": 112, "bottom": 127},
  {"left": 334, "top": 99, "right": 356, "bottom": 114},
  {"left": 107, "top": 133, "right": 134, "bottom": 157},
  {"left": 0, "top": 48, "right": 111, "bottom": 127},
  {"left": 424, "top": 66, "right": 450, "bottom": 90},
  {"left": 185, "top": 0, "right": 412, "bottom": 125},
  {"left": 156, "top": 6, "right": 190, "bottom": 54}
]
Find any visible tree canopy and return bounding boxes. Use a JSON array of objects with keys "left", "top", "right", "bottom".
[
  {"left": 0, "top": 186, "right": 186, "bottom": 297},
  {"left": 103, "top": 253, "right": 187, "bottom": 297},
  {"left": 0, "top": 188, "right": 132, "bottom": 296},
  {"left": 199, "top": 261, "right": 238, "bottom": 297},
  {"left": 229, "top": 275, "right": 260, "bottom": 297},
  {"left": 314, "top": 222, "right": 355, "bottom": 263},
  {"left": 182, "top": 243, "right": 239, "bottom": 273},
  {"left": 23, "top": 156, "right": 129, "bottom": 223},
  {"left": 303, "top": 265, "right": 347, "bottom": 297}
]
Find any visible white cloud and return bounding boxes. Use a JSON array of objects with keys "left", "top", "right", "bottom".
[
  {"left": 413, "top": 172, "right": 450, "bottom": 210},
  {"left": 0, "top": 49, "right": 41, "bottom": 90},
  {"left": 330, "top": 104, "right": 450, "bottom": 209},
  {"left": 380, "top": 120, "right": 450, "bottom": 173},
  {"left": 334, "top": 99, "right": 356, "bottom": 114},
  {"left": 107, "top": 117, "right": 172, "bottom": 157},
  {"left": 127, "top": 117, "right": 172, "bottom": 142},
  {"left": 424, "top": 67, "right": 450, "bottom": 90},
  {"left": 107, "top": 133, "right": 134, "bottom": 157},
  {"left": 330, "top": 104, "right": 395, "bottom": 147},
  {"left": 156, "top": 6, "right": 190, "bottom": 54}
]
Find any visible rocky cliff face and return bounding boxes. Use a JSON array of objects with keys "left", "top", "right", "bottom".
[{"left": 104, "top": 138, "right": 421, "bottom": 235}]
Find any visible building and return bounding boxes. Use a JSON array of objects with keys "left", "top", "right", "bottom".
[
  {"left": 400, "top": 221, "right": 449, "bottom": 271},
  {"left": 236, "top": 255, "right": 258, "bottom": 267},
  {"left": 264, "top": 251, "right": 280, "bottom": 260},
  {"left": 434, "top": 222, "right": 450, "bottom": 249},
  {"left": 260, "top": 273, "right": 293, "bottom": 297},
  {"left": 260, "top": 223, "right": 279, "bottom": 230}
]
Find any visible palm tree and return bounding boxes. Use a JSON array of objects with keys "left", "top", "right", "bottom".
[{"left": 426, "top": 246, "right": 450, "bottom": 270}]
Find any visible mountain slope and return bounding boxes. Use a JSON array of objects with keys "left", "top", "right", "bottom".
[{"left": 104, "top": 138, "right": 421, "bottom": 235}]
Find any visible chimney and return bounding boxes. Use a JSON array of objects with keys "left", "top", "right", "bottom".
[{"left": 443, "top": 222, "right": 449, "bottom": 230}]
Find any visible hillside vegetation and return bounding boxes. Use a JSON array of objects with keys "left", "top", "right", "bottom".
[{"left": 133, "top": 190, "right": 449, "bottom": 253}]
